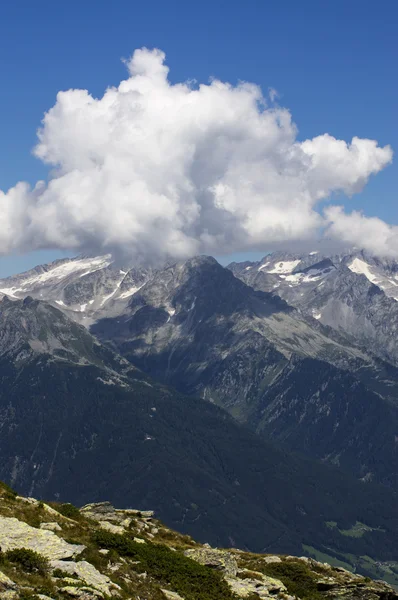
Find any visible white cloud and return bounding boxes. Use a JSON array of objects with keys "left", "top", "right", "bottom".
[
  {"left": 325, "top": 206, "right": 398, "bottom": 257},
  {"left": 0, "top": 48, "right": 394, "bottom": 261}
]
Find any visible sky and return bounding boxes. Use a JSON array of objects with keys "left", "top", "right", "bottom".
[{"left": 0, "top": 0, "right": 397, "bottom": 277}]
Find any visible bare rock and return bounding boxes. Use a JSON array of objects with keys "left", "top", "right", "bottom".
[
  {"left": 0, "top": 572, "right": 16, "bottom": 591},
  {"left": 184, "top": 548, "right": 238, "bottom": 577},
  {"left": 0, "top": 516, "right": 84, "bottom": 559},
  {"left": 51, "top": 560, "right": 121, "bottom": 596},
  {"left": 227, "top": 573, "right": 286, "bottom": 599},
  {"left": 262, "top": 555, "right": 282, "bottom": 564},
  {"left": 161, "top": 590, "right": 185, "bottom": 600},
  {"left": 40, "top": 522, "right": 62, "bottom": 532},
  {"left": 99, "top": 521, "right": 124, "bottom": 535}
]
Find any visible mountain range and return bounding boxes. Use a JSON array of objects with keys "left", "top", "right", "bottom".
[
  {"left": 1, "top": 485, "right": 397, "bottom": 599},
  {"left": 0, "top": 250, "right": 397, "bottom": 580}
]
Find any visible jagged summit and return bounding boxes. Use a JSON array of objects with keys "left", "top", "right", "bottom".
[
  {"left": 229, "top": 249, "right": 398, "bottom": 366},
  {"left": 0, "top": 251, "right": 398, "bottom": 591},
  {"left": 0, "top": 254, "right": 153, "bottom": 326}
]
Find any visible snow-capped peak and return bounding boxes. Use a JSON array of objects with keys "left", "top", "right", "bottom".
[
  {"left": 0, "top": 254, "right": 152, "bottom": 326},
  {"left": 347, "top": 256, "right": 398, "bottom": 299}
]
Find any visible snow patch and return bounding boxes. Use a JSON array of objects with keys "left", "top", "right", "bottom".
[
  {"left": 266, "top": 260, "right": 301, "bottom": 274},
  {"left": 348, "top": 258, "right": 378, "bottom": 283},
  {"left": 258, "top": 262, "right": 270, "bottom": 271},
  {"left": 284, "top": 269, "right": 328, "bottom": 285},
  {"left": 119, "top": 285, "right": 142, "bottom": 299},
  {"left": 0, "top": 287, "right": 22, "bottom": 298}
]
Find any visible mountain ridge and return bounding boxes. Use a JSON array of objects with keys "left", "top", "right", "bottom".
[
  {"left": 0, "top": 295, "right": 397, "bottom": 574},
  {"left": 1, "top": 483, "right": 397, "bottom": 599}
]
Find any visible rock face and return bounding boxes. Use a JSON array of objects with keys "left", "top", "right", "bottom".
[
  {"left": 40, "top": 522, "right": 62, "bottom": 532},
  {"left": 2, "top": 252, "right": 398, "bottom": 493},
  {"left": 0, "top": 255, "right": 153, "bottom": 327},
  {"left": 184, "top": 547, "right": 238, "bottom": 576},
  {"left": 0, "top": 487, "right": 397, "bottom": 600},
  {"left": 2, "top": 302, "right": 398, "bottom": 565},
  {"left": 91, "top": 255, "right": 398, "bottom": 490},
  {"left": 0, "top": 254, "right": 398, "bottom": 584},
  {"left": 50, "top": 560, "right": 121, "bottom": 596},
  {"left": 0, "top": 571, "right": 16, "bottom": 590},
  {"left": 226, "top": 572, "right": 287, "bottom": 599},
  {"left": 0, "top": 516, "right": 84, "bottom": 559},
  {"left": 229, "top": 249, "right": 398, "bottom": 369}
]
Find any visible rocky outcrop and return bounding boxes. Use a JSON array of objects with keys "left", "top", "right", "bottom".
[
  {"left": 226, "top": 572, "right": 288, "bottom": 599},
  {"left": 184, "top": 547, "right": 238, "bottom": 576},
  {"left": 0, "top": 516, "right": 84, "bottom": 559},
  {"left": 50, "top": 560, "right": 121, "bottom": 596},
  {"left": 0, "top": 487, "right": 397, "bottom": 600}
]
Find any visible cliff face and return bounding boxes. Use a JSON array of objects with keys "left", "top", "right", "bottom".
[{"left": 0, "top": 483, "right": 397, "bottom": 600}]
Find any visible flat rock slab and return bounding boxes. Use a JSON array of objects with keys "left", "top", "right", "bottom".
[
  {"left": 60, "top": 586, "right": 102, "bottom": 600},
  {"left": 51, "top": 560, "right": 121, "bottom": 595},
  {"left": 0, "top": 516, "right": 85, "bottom": 559},
  {"left": 184, "top": 548, "right": 238, "bottom": 577},
  {"left": 98, "top": 521, "right": 124, "bottom": 535},
  {"left": 227, "top": 574, "right": 286, "bottom": 599},
  {"left": 40, "top": 522, "right": 62, "bottom": 532}
]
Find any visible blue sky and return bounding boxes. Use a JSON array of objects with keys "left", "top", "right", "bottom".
[{"left": 0, "top": 0, "right": 397, "bottom": 276}]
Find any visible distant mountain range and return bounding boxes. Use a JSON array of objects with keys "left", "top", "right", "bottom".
[
  {"left": 229, "top": 249, "right": 398, "bottom": 367},
  {"left": 0, "top": 250, "right": 397, "bottom": 573}
]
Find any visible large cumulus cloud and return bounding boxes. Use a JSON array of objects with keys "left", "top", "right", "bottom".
[{"left": 0, "top": 48, "right": 394, "bottom": 260}]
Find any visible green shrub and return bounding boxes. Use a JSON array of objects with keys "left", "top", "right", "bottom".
[
  {"left": 238, "top": 570, "right": 263, "bottom": 581},
  {"left": 0, "top": 481, "right": 17, "bottom": 500},
  {"left": 55, "top": 503, "right": 81, "bottom": 520},
  {"left": 93, "top": 530, "right": 235, "bottom": 600},
  {"left": 260, "top": 560, "right": 322, "bottom": 600},
  {"left": 5, "top": 548, "right": 49, "bottom": 575},
  {"left": 52, "top": 568, "right": 76, "bottom": 579},
  {"left": 18, "top": 591, "right": 41, "bottom": 600}
]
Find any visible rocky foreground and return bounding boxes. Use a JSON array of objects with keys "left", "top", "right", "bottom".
[{"left": 0, "top": 483, "right": 396, "bottom": 600}]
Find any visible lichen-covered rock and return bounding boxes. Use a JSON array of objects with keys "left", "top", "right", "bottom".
[
  {"left": 16, "top": 497, "right": 73, "bottom": 522},
  {"left": 316, "top": 577, "right": 339, "bottom": 591},
  {"left": 161, "top": 590, "right": 185, "bottom": 600},
  {"left": 0, "top": 592, "right": 18, "bottom": 600},
  {"left": 40, "top": 522, "right": 62, "bottom": 532},
  {"left": 99, "top": 521, "right": 124, "bottom": 534},
  {"left": 80, "top": 501, "right": 119, "bottom": 524},
  {"left": 227, "top": 571, "right": 286, "bottom": 599},
  {"left": 0, "top": 516, "right": 84, "bottom": 559},
  {"left": 262, "top": 555, "right": 282, "bottom": 564},
  {"left": 184, "top": 548, "right": 238, "bottom": 577},
  {"left": 2, "top": 490, "right": 398, "bottom": 600},
  {"left": 0, "top": 572, "right": 16, "bottom": 591},
  {"left": 60, "top": 586, "right": 103, "bottom": 599},
  {"left": 50, "top": 560, "right": 121, "bottom": 595},
  {"left": 115, "top": 508, "right": 154, "bottom": 518}
]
